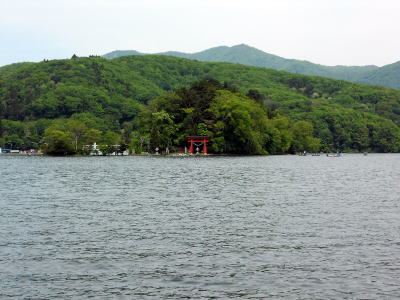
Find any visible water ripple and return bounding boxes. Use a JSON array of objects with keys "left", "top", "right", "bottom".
[{"left": 1, "top": 154, "right": 400, "bottom": 299}]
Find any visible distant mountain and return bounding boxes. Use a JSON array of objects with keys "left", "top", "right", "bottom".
[
  {"left": 102, "top": 44, "right": 399, "bottom": 89},
  {"left": 356, "top": 61, "right": 400, "bottom": 88},
  {"left": 102, "top": 50, "right": 142, "bottom": 59}
]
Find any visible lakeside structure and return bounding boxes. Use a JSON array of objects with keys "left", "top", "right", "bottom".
[
  {"left": 186, "top": 136, "right": 210, "bottom": 155},
  {"left": 0, "top": 148, "right": 42, "bottom": 155}
]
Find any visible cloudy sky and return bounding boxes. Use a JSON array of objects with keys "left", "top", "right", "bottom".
[{"left": 1, "top": 0, "right": 399, "bottom": 67}]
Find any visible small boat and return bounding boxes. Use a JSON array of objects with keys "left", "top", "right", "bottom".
[{"left": 326, "top": 152, "right": 341, "bottom": 157}]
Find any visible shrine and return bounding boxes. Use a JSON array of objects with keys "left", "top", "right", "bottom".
[{"left": 186, "top": 136, "right": 210, "bottom": 154}]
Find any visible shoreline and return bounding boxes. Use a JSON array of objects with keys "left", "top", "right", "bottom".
[{"left": 0, "top": 152, "right": 396, "bottom": 158}]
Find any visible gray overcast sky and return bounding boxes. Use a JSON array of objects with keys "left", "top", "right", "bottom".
[{"left": 1, "top": 0, "right": 399, "bottom": 67}]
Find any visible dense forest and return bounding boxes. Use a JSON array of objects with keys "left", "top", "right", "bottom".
[
  {"left": 0, "top": 54, "right": 399, "bottom": 154},
  {"left": 103, "top": 44, "right": 400, "bottom": 90}
]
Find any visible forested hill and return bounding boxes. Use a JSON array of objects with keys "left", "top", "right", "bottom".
[
  {"left": 1, "top": 55, "right": 400, "bottom": 153},
  {"left": 103, "top": 44, "right": 400, "bottom": 89},
  {"left": 0, "top": 62, "right": 36, "bottom": 75}
]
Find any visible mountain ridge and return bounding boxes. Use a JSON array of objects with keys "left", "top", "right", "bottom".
[{"left": 102, "top": 44, "right": 399, "bottom": 89}]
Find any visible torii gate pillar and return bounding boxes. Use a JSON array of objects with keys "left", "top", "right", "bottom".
[{"left": 186, "top": 136, "right": 210, "bottom": 155}]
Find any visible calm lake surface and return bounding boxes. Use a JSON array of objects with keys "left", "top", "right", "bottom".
[{"left": 1, "top": 154, "right": 400, "bottom": 299}]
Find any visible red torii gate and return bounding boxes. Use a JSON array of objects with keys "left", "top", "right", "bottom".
[{"left": 186, "top": 136, "right": 210, "bottom": 154}]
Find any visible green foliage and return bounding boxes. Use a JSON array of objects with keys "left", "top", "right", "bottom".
[
  {"left": 148, "top": 111, "right": 177, "bottom": 151},
  {"left": 103, "top": 44, "right": 399, "bottom": 89},
  {"left": 43, "top": 129, "right": 75, "bottom": 155},
  {"left": 99, "top": 131, "right": 121, "bottom": 155},
  {"left": 268, "top": 116, "right": 292, "bottom": 154},
  {"left": 1, "top": 55, "right": 400, "bottom": 154},
  {"left": 129, "top": 131, "right": 150, "bottom": 154},
  {"left": 66, "top": 119, "right": 88, "bottom": 151},
  {"left": 290, "top": 121, "right": 321, "bottom": 153},
  {"left": 139, "top": 80, "right": 318, "bottom": 154},
  {"left": 208, "top": 91, "right": 270, "bottom": 154},
  {"left": 0, "top": 62, "right": 36, "bottom": 75}
]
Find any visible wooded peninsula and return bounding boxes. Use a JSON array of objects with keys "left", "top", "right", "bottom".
[{"left": 1, "top": 55, "right": 399, "bottom": 155}]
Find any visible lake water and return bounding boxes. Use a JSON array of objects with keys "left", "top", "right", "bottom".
[{"left": 1, "top": 154, "right": 400, "bottom": 299}]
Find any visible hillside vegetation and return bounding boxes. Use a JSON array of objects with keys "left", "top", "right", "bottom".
[
  {"left": 0, "top": 62, "right": 36, "bottom": 75},
  {"left": 0, "top": 55, "right": 400, "bottom": 154},
  {"left": 103, "top": 44, "right": 400, "bottom": 89}
]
